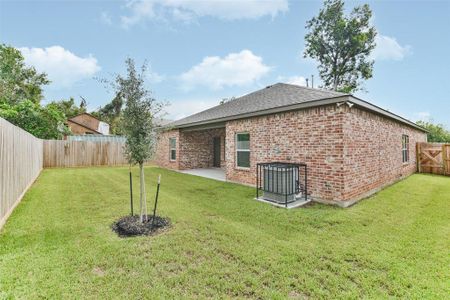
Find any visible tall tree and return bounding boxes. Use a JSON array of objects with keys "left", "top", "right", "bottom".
[
  {"left": 0, "top": 100, "right": 69, "bottom": 139},
  {"left": 116, "top": 58, "right": 165, "bottom": 223},
  {"left": 0, "top": 44, "right": 69, "bottom": 139},
  {"left": 304, "top": 0, "right": 376, "bottom": 93},
  {"left": 48, "top": 97, "right": 87, "bottom": 119},
  {"left": 417, "top": 120, "right": 450, "bottom": 143},
  {"left": 0, "top": 44, "right": 49, "bottom": 105},
  {"left": 99, "top": 92, "right": 123, "bottom": 117},
  {"left": 92, "top": 92, "right": 124, "bottom": 135},
  {"left": 219, "top": 96, "right": 236, "bottom": 105}
]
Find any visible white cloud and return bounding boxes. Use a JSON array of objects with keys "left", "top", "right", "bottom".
[
  {"left": 164, "top": 98, "right": 217, "bottom": 120},
  {"left": 146, "top": 70, "right": 165, "bottom": 84},
  {"left": 372, "top": 35, "right": 412, "bottom": 61},
  {"left": 19, "top": 46, "right": 100, "bottom": 88},
  {"left": 100, "top": 11, "right": 113, "bottom": 25},
  {"left": 300, "top": 34, "right": 411, "bottom": 63},
  {"left": 414, "top": 111, "right": 431, "bottom": 121},
  {"left": 277, "top": 75, "right": 307, "bottom": 86},
  {"left": 180, "top": 50, "right": 271, "bottom": 90},
  {"left": 120, "top": 0, "right": 288, "bottom": 27},
  {"left": 121, "top": 0, "right": 157, "bottom": 28}
]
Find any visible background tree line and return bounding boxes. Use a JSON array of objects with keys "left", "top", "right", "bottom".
[
  {"left": 1, "top": 0, "right": 450, "bottom": 144},
  {"left": 0, "top": 44, "right": 125, "bottom": 139}
]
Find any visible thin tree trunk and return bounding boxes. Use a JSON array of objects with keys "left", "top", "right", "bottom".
[
  {"left": 144, "top": 172, "right": 148, "bottom": 220},
  {"left": 333, "top": 73, "right": 338, "bottom": 91},
  {"left": 333, "top": 59, "right": 338, "bottom": 91},
  {"left": 139, "top": 163, "right": 147, "bottom": 223}
]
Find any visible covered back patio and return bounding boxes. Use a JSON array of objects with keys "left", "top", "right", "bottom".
[
  {"left": 180, "top": 168, "right": 226, "bottom": 181},
  {"left": 177, "top": 124, "right": 226, "bottom": 171}
]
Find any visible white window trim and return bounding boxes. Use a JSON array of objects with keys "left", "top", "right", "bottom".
[
  {"left": 235, "top": 132, "right": 250, "bottom": 169},
  {"left": 402, "top": 135, "right": 409, "bottom": 163},
  {"left": 169, "top": 137, "right": 176, "bottom": 161}
]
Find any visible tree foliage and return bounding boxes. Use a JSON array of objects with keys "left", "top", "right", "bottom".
[
  {"left": 220, "top": 96, "right": 236, "bottom": 105},
  {"left": 0, "top": 100, "right": 69, "bottom": 139},
  {"left": 416, "top": 120, "right": 450, "bottom": 143},
  {"left": 0, "top": 44, "right": 69, "bottom": 139},
  {"left": 304, "top": 0, "right": 376, "bottom": 93},
  {"left": 48, "top": 97, "right": 86, "bottom": 119},
  {"left": 92, "top": 93, "right": 124, "bottom": 135},
  {"left": 118, "top": 60, "right": 164, "bottom": 165},
  {"left": 0, "top": 44, "right": 49, "bottom": 105}
]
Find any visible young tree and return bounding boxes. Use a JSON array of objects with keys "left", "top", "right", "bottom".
[
  {"left": 116, "top": 58, "right": 165, "bottom": 223},
  {"left": 304, "top": 0, "right": 376, "bottom": 93}
]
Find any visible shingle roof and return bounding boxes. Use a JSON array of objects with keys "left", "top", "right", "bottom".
[
  {"left": 167, "top": 82, "right": 426, "bottom": 132},
  {"left": 169, "top": 83, "right": 347, "bottom": 127}
]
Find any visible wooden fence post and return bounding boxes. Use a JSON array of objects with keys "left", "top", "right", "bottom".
[
  {"left": 443, "top": 144, "right": 448, "bottom": 175},
  {"left": 416, "top": 143, "right": 421, "bottom": 173}
]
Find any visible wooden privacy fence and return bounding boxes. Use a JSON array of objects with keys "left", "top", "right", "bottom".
[
  {"left": 0, "top": 118, "right": 43, "bottom": 228},
  {"left": 1, "top": 117, "right": 130, "bottom": 229},
  {"left": 43, "top": 140, "right": 128, "bottom": 168},
  {"left": 416, "top": 142, "right": 450, "bottom": 176}
]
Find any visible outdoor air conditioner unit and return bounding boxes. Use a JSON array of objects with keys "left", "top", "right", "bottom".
[
  {"left": 263, "top": 165, "right": 298, "bottom": 203},
  {"left": 256, "top": 162, "right": 307, "bottom": 206}
]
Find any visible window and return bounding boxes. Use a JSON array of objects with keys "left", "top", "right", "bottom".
[
  {"left": 402, "top": 135, "right": 409, "bottom": 163},
  {"left": 169, "top": 138, "right": 176, "bottom": 161},
  {"left": 236, "top": 133, "right": 250, "bottom": 168}
]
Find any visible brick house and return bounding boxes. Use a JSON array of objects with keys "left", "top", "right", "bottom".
[
  {"left": 66, "top": 113, "right": 110, "bottom": 135},
  {"left": 155, "top": 83, "right": 427, "bottom": 207}
]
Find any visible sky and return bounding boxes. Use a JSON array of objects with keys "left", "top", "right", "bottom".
[{"left": 1, "top": 0, "right": 449, "bottom": 127}]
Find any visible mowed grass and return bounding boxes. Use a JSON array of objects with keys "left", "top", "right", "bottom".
[{"left": 0, "top": 167, "right": 449, "bottom": 299}]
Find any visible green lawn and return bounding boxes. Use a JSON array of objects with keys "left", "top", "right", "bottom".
[{"left": 0, "top": 167, "right": 449, "bottom": 299}]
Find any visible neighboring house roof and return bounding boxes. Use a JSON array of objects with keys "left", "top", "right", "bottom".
[
  {"left": 67, "top": 112, "right": 110, "bottom": 135},
  {"left": 66, "top": 118, "right": 102, "bottom": 134},
  {"left": 167, "top": 83, "right": 426, "bottom": 132},
  {"left": 68, "top": 112, "right": 102, "bottom": 122}
]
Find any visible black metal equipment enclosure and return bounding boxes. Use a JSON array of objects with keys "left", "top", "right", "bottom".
[{"left": 256, "top": 162, "right": 307, "bottom": 207}]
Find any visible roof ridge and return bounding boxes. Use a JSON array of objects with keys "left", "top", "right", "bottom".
[
  {"left": 275, "top": 82, "right": 349, "bottom": 96},
  {"left": 68, "top": 112, "right": 101, "bottom": 121},
  {"left": 66, "top": 118, "right": 101, "bottom": 134},
  {"left": 167, "top": 82, "right": 352, "bottom": 128},
  {"left": 168, "top": 85, "right": 275, "bottom": 125}
]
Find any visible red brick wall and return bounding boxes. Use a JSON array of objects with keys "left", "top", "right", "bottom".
[
  {"left": 179, "top": 128, "right": 226, "bottom": 170},
  {"left": 342, "top": 107, "right": 427, "bottom": 202},
  {"left": 154, "top": 129, "right": 180, "bottom": 170},
  {"left": 155, "top": 104, "right": 427, "bottom": 205},
  {"left": 224, "top": 105, "right": 426, "bottom": 204},
  {"left": 154, "top": 128, "right": 225, "bottom": 170},
  {"left": 225, "top": 105, "right": 346, "bottom": 201}
]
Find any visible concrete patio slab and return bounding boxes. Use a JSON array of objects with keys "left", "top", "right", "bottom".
[
  {"left": 179, "top": 168, "right": 226, "bottom": 182},
  {"left": 255, "top": 197, "right": 311, "bottom": 209}
]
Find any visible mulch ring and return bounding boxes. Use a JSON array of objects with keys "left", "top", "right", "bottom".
[{"left": 112, "top": 215, "right": 171, "bottom": 237}]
